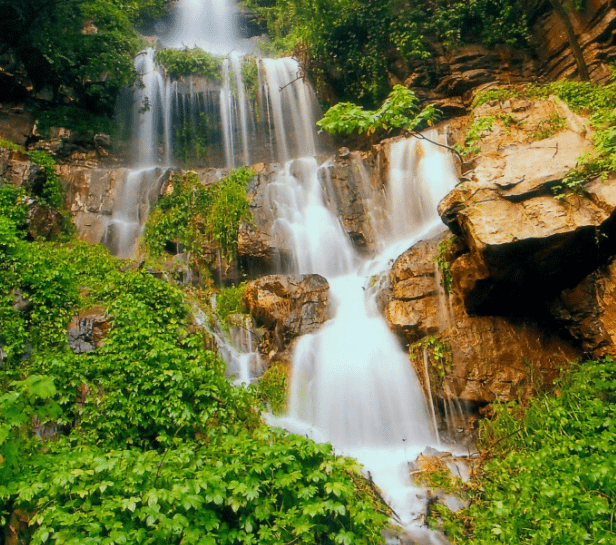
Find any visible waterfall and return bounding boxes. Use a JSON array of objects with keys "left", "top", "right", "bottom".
[
  {"left": 118, "top": 0, "right": 461, "bottom": 536},
  {"left": 269, "top": 130, "right": 459, "bottom": 530}
]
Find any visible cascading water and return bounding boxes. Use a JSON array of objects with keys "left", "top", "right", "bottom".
[
  {"left": 106, "top": 49, "right": 171, "bottom": 258},
  {"left": 123, "top": 0, "right": 461, "bottom": 538},
  {"left": 269, "top": 129, "right": 459, "bottom": 535}
]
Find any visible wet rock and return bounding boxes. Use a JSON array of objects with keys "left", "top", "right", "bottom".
[
  {"left": 244, "top": 274, "right": 331, "bottom": 362},
  {"left": 549, "top": 257, "right": 616, "bottom": 358},
  {"left": 67, "top": 305, "right": 109, "bottom": 354}
]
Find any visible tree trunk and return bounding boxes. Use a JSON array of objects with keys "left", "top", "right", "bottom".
[{"left": 547, "top": 0, "right": 590, "bottom": 80}]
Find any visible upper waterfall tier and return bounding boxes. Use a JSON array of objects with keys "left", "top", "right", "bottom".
[{"left": 120, "top": 50, "right": 327, "bottom": 169}]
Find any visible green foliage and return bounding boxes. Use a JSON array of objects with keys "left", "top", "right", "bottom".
[
  {"left": 173, "top": 112, "right": 213, "bottom": 166},
  {"left": 0, "top": 140, "right": 72, "bottom": 235},
  {"left": 0, "top": 375, "right": 61, "bottom": 485},
  {"left": 34, "top": 105, "right": 115, "bottom": 138},
  {"left": 533, "top": 112, "right": 568, "bottom": 141},
  {"left": 434, "top": 235, "right": 455, "bottom": 294},
  {"left": 255, "top": 361, "right": 290, "bottom": 415},
  {"left": 242, "top": 55, "right": 260, "bottom": 102},
  {"left": 0, "top": 0, "right": 173, "bottom": 113},
  {"left": 28, "top": 150, "right": 63, "bottom": 209},
  {"left": 243, "top": 0, "right": 529, "bottom": 105},
  {"left": 452, "top": 116, "right": 495, "bottom": 156},
  {"left": 317, "top": 85, "right": 440, "bottom": 136},
  {"left": 144, "top": 167, "right": 255, "bottom": 262},
  {"left": 4, "top": 428, "right": 387, "bottom": 545},
  {"left": 155, "top": 47, "right": 224, "bottom": 81},
  {"left": 435, "top": 358, "right": 616, "bottom": 544},
  {"left": 215, "top": 283, "right": 248, "bottom": 328},
  {"left": 0, "top": 182, "right": 28, "bottom": 231},
  {"left": 410, "top": 335, "right": 453, "bottom": 381},
  {"left": 471, "top": 88, "right": 520, "bottom": 109}
]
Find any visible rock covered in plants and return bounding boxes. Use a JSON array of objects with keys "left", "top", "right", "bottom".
[
  {"left": 67, "top": 305, "right": 110, "bottom": 354},
  {"left": 243, "top": 274, "right": 332, "bottom": 362}
]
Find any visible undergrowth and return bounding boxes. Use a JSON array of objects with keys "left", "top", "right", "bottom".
[
  {"left": 430, "top": 357, "right": 616, "bottom": 544},
  {"left": 0, "top": 186, "right": 389, "bottom": 544},
  {"left": 144, "top": 167, "right": 255, "bottom": 263}
]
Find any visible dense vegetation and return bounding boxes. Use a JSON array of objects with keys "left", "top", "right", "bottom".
[
  {"left": 428, "top": 357, "right": 616, "bottom": 544},
  {"left": 243, "top": 0, "right": 530, "bottom": 105},
  {"left": 0, "top": 174, "right": 389, "bottom": 544},
  {"left": 0, "top": 0, "right": 173, "bottom": 114},
  {"left": 144, "top": 167, "right": 255, "bottom": 264}
]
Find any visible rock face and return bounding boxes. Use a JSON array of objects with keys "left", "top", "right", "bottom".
[
  {"left": 528, "top": 0, "right": 616, "bottom": 82},
  {"left": 439, "top": 99, "right": 616, "bottom": 314},
  {"left": 244, "top": 274, "right": 331, "bottom": 362},
  {"left": 384, "top": 235, "right": 582, "bottom": 408},
  {"left": 67, "top": 305, "right": 110, "bottom": 354},
  {"left": 549, "top": 257, "right": 616, "bottom": 358}
]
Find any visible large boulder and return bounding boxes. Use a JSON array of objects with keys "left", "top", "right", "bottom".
[
  {"left": 439, "top": 99, "right": 616, "bottom": 314},
  {"left": 243, "top": 274, "right": 332, "bottom": 362},
  {"left": 384, "top": 235, "right": 582, "bottom": 406}
]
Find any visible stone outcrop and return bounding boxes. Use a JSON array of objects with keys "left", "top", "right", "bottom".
[
  {"left": 439, "top": 99, "right": 616, "bottom": 314},
  {"left": 527, "top": 0, "right": 616, "bottom": 82},
  {"left": 243, "top": 274, "right": 331, "bottom": 362},
  {"left": 549, "top": 257, "right": 616, "bottom": 358},
  {"left": 384, "top": 235, "right": 582, "bottom": 408},
  {"left": 67, "top": 305, "right": 110, "bottom": 354}
]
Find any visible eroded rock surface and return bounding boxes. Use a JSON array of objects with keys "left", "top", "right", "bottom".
[
  {"left": 439, "top": 100, "right": 616, "bottom": 314},
  {"left": 384, "top": 235, "right": 582, "bottom": 407},
  {"left": 244, "top": 274, "right": 331, "bottom": 362},
  {"left": 550, "top": 257, "right": 616, "bottom": 358},
  {"left": 67, "top": 305, "right": 109, "bottom": 354}
]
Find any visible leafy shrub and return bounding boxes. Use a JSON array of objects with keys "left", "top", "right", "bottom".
[
  {"left": 255, "top": 361, "right": 290, "bottom": 415},
  {"left": 4, "top": 428, "right": 388, "bottom": 545},
  {"left": 317, "top": 84, "right": 440, "bottom": 137},
  {"left": 144, "top": 167, "right": 255, "bottom": 262},
  {"left": 433, "top": 358, "right": 616, "bottom": 544},
  {"left": 215, "top": 283, "right": 248, "bottom": 329},
  {"left": 155, "top": 47, "right": 224, "bottom": 81}
]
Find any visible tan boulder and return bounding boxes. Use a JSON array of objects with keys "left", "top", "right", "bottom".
[{"left": 244, "top": 274, "right": 331, "bottom": 362}]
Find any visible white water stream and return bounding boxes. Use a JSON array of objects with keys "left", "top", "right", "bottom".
[
  {"left": 120, "top": 0, "right": 461, "bottom": 539},
  {"left": 267, "top": 131, "right": 459, "bottom": 535}
]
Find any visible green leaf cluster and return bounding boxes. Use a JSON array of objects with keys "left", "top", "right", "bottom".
[
  {"left": 433, "top": 358, "right": 616, "bottom": 544},
  {"left": 144, "top": 167, "right": 255, "bottom": 262},
  {"left": 214, "top": 283, "right": 249, "bottom": 330},
  {"left": 155, "top": 48, "right": 224, "bottom": 81},
  {"left": 243, "top": 0, "right": 529, "bottom": 105},
  {"left": 317, "top": 85, "right": 440, "bottom": 136},
  {"left": 255, "top": 361, "right": 290, "bottom": 415}
]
